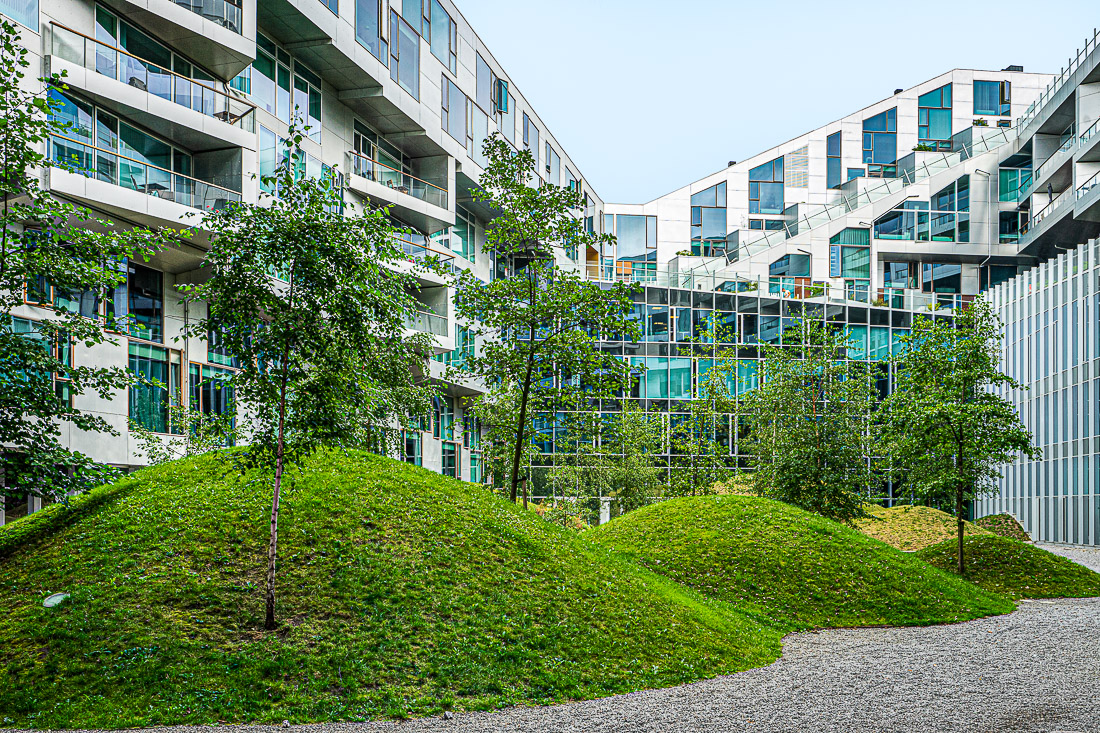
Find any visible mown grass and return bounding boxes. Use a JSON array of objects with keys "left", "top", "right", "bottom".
[
  {"left": 975, "top": 513, "right": 1032, "bottom": 542},
  {"left": 588, "top": 495, "right": 1015, "bottom": 630},
  {"left": 0, "top": 450, "right": 783, "bottom": 729},
  {"left": 853, "top": 504, "right": 991, "bottom": 552},
  {"left": 916, "top": 535, "right": 1100, "bottom": 600}
]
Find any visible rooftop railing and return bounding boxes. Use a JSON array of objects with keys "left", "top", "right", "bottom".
[
  {"left": 349, "top": 150, "right": 448, "bottom": 209},
  {"left": 50, "top": 23, "right": 255, "bottom": 133},
  {"left": 1018, "top": 28, "right": 1100, "bottom": 130},
  {"left": 49, "top": 134, "right": 242, "bottom": 212},
  {"left": 729, "top": 126, "right": 1017, "bottom": 262}
]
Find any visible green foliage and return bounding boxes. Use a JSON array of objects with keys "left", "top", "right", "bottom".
[
  {"left": 883, "top": 298, "right": 1039, "bottom": 572},
  {"left": 183, "top": 128, "right": 437, "bottom": 629},
  {"left": 590, "top": 495, "right": 1014, "bottom": 630},
  {"left": 128, "top": 403, "right": 239, "bottom": 466},
  {"left": 0, "top": 450, "right": 783, "bottom": 726},
  {"left": 454, "top": 135, "right": 641, "bottom": 502},
  {"left": 0, "top": 18, "right": 168, "bottom": 502},
  {"left": 736, "top": 319, "right": 880, "bottom": 524},
  {"left": 667, "top": 368, "right": 732, "bottom": 498},
  {"left": 917, "top": 535, "right": 1100, "bottom": 600}
]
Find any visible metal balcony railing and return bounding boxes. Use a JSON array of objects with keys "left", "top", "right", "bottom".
[
  {"left": 1018, "top": 27, "right": 1100, "bottom": 131},
  {"left": 49, "top": 134, "right": 242, "bottom": 212},
  {"left": 172, "top": 0, "right": 242, "bottom": 33},
  {"left": 349, "top": 150, "right": 448, "bottom": 209},
  {"left": 50, "top": 23, "right": 255, "bottom": 133}
]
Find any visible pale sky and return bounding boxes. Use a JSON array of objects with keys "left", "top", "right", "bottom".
[{"left": 456, "top": 0, "right": 1097, "bottom": 204}]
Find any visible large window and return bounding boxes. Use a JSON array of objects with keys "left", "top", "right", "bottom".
[
  {"left": 475, "top": 53, "right": 494, "bottom": 112},
  {"left": 190, "top": 363, "right": 234, "bottom": 432},
  {"left": 922, "top": 262, "right": 962, "bottom": 294},
  {"left": 389, "top": 10, "right": 419, "bottom": 99},
  {"left": 974, "top": 80, "right": 1011, "bottom": 117},
  {"left": 522, "top": 113, "right": 539, "bottom": 172},
  {"left": 441, "top": 75, "right": 469, "bottom": 148},
  {"left": 253, "top": 34, "right": 292, "bottom": 125},
  {"left": 354, "top": 0, "right": 387, "bottom": 61},
  {"left": 129, "top": 342, "right": 179, "bottom": 434},
  {"left": 426, "top": 0, "right": 457, "bottom": 74},
  {"left": 748, "top": 157, "right": 783, "bottom": 214},
  {"left": 610, "top": 214, "right": 657, "bottom": 281},
  {"left": 690, "top": 182, "right": 727, "bottom": 257},
  {"left": 918, "top": 84, "right": 952, "bottom": 150},
  {"left": 0, "top": 0, "right": 37, "bottom": 29},
  {"left": 124, "top": 261, "right": 164, "bottom": 343},
  {"left": 10, "top": 317, "right": 72, "bottom": 405},
  {"left": 292, "top": 62, "right": 323, "bottom": 143},
  {"left": 545, "top": 143, "right": 560, "bottom": 185},
  {"left": 863, "top": 108, "right": 897, "bottom": 177},
  {"left": 999, "top": 167, "right": 1032, "bottom": 203},
  {"left": 826, "top": 131, "right": 842, "bottom": 189}
]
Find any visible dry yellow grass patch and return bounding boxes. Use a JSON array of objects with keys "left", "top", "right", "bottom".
[{"left": 855, "top": 504, "right": 992, "bottom": 551}]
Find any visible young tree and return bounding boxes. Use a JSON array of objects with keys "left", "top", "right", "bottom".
[
  {"left": 883, "top": 298, "right": 1039, "bottom": 574},
  {"left": 0, "top": 18, "right": 166, "bottom": 504},
  {"left": 603, "top": 401, "right": 664, "bottom": 516},
  {"left": 738, "top": 319, "right": 880, "bottom": 524},
  {"left": 668, "top": 367, "right": 732, "bottom": 497},
  {"left": 453, "top": 135, "right": 640, "bottom": 506},
  {"left": 184, "top": 133, "right": 437, "bottom": 630}
]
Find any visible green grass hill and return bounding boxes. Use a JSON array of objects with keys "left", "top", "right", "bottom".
[
  {"left": 853, "top": 504, "right": 991, "bottom": 551},
  {"left": 588, "top": 495, "right": 1014, "bottom": 630},
  {"left": 917, "top": 535, "right": 1100, "bottom": 599},
  {"left": 974, "top": 513, "right": 1032, "bottom": 542},
  {"left": 0, "top": 451, "right": 782, "bottom": 728}
]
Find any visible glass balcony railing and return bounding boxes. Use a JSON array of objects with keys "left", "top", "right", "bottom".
[
  {"left": 1034, "top": 130, "right": 1077, "bottom": 183},
  {"left": 1081, "top": 119, "right": 1100, "bottom": 147},
  {"left": 49, "top": 134, "right": 242, "bottom": 212},
  {"left": 1077, "top": 170, "right": 1100, "bottom": 201},
  {"left": 394, "top": 235, "right": 457, "bottom": 274},
  {"left": 404, "top": 310, "right": 448, "bottom": 336},
  {"left": 1021, "top": 190, "right": 1073, "bottom": 240},
  {"left": 50, "top": 23, "right": 255, "bottom": 133},
  {"left": 172, "top": 0, "right": 242, "bottom": 33},
  {"left": 729, "top": 127, "right": 1017, "bottom": 262},
  {"left": 349, "top": 150, "right": 448, "bottom": 209}
]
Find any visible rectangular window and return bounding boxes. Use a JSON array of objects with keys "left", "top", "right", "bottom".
[
  {"left": 354, "top": 0, "right": 387, "bottom": 61},
  {"left": 475, "top": 53, "right": 494, "bottom": 112},
  {"left": 128, "top": 342, "right": 180, "bottom": 434},
  {"left": 189, "top": 363, "right": 234, "bottom": 431},
  {"left": 403, "top": 430, "right": 422, "bottom": 466},
  {"left": 441, "top": 75, "right": 468, "bottom": 146},
  {"left": 614, "top": 214, "right": 657, "bottom": 262},
  {"left": 126, "top": 261, "right": 163, "bottom": 343},
  {"left": 545, "top": 143, "right": 560, "bottom": 184},
  {"left": 826, "top": 131, "right": 842, "bottom": 189},
  {"left": 500, "top": 91, "right": 516, "bottom": 145},
  {"left": 320, "top": 0, "right": 337, "bottom": 14},
  {"left": 442, "top": 441, "right": 458, "bottom": 478},
  {"left": 389, "top": 10, "right": 419, "bottom": 99},
  {"left": 522, "top": 112, "right": 540, "bottom": 171},
  {"left": 427, "top": 0, "right": 457, "bottom": 74},
  {"left": 293, "top": 62, "right": 322, "bottom": 143},
  {"left": 0, "top": 0, "right": 36, "bottom": 28},
  {"left": 451, "top": 204, "right": 475, "bottom": 262},
  {"left": 974, "top": 80, "right": 1011, "bottom": 116},
  {"left": 862, "top": 108, "right": 897, "bottom": 176},
  {"left": 918, "top": 84, "right": 952, "bottom": 149}
]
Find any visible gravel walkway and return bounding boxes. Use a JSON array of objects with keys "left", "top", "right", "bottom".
[
  {"left": 1038, "top": 543, "right": 1100, "bottom": 573},
  {"left": 19, "top": 549, "right": 1100, "bottom": 733}
]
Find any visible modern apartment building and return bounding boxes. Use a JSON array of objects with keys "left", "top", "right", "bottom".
[
  {"left": 4, "top": 0, "right": 1100, "bottom": 545},
  {"left": 0, "top": 0, "right": 600, "bottom": 522}
]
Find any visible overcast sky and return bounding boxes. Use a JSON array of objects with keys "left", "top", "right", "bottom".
[{"left": 456, "top": 0, "right": 1097, "bottom": 204}]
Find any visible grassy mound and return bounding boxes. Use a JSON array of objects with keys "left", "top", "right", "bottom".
[
  {"left": 975, "top": 513, "right": 1031, "bottom": 542},
  {"left": 588, "top": 495, "right": 1013, "bottom": 630},
  {"left": 916, "top": 535, "right": 1100, "bottom": 600},
  {"left": 854, "top": 504, "right": 991, "bottom": 551},
  {"left": 0, "top": 451, "right": 783, "bottom": 728}
]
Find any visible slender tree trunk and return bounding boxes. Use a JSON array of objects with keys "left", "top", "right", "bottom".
[
  {"left": 956, "top": 484, "right": 965, "bottom": 576},
  {"left": 265, "top": 274, "right": 296, "bottom": 632},
  {"left": 510, "top": 331, "right": 537, "bottom": 504},
  {"left": 265, "top": 353, "right": 290, "bottom": 630}
]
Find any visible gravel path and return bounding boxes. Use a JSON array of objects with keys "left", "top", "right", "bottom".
[
  {"left": 1038, "top": 543, "right": 1100, "bottom": 573},
  {"left": 20, "top": 548, "right": 1100, "bottom": 733}
]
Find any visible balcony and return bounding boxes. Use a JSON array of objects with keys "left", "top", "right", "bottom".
[
  {"left": 1079, "top": 119, "right": 1100, "bottom": 163},
  {"left": 96, "top": 0, "right": 254, "bottom": 79},
  {"left": 48, "top": 134, "right": 241, "bottom": 227},
  {"left": 1076, "top": 170, "right": 1100, "bottom": 221},
  {"left": 348, "top": 150, "right": 453, "bottom": 234},
  {"left": 49, "top": 23, "right": 256, "bottom": 152},
  {"left": 404, "top": 310, "right": 448, "bottom": 337}
]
